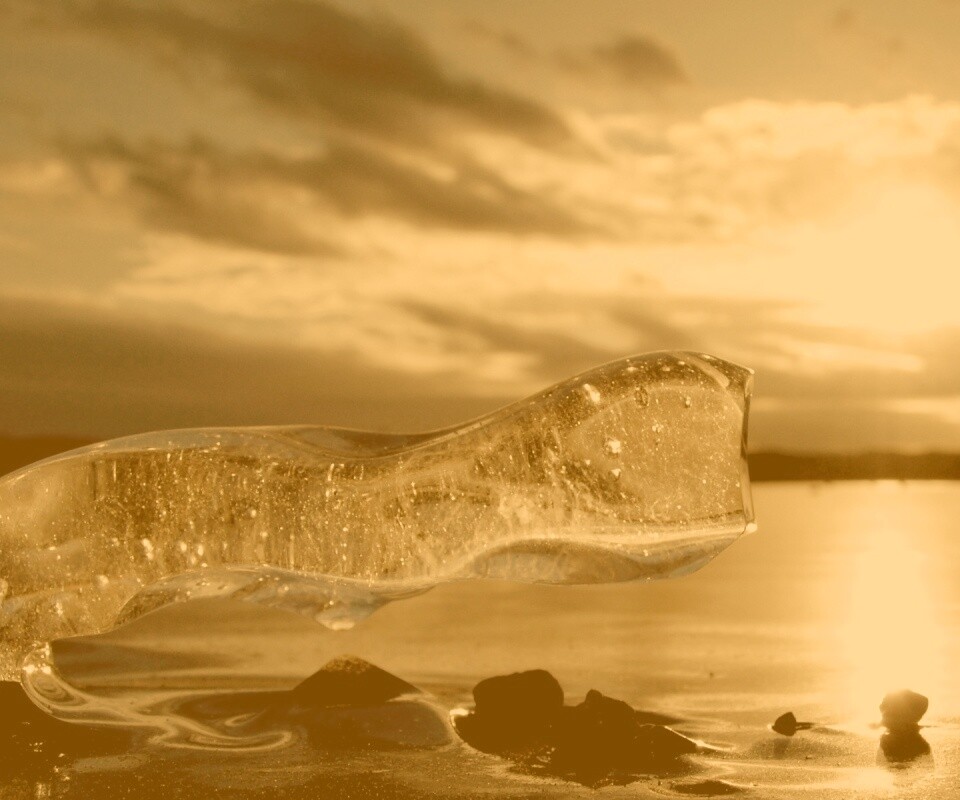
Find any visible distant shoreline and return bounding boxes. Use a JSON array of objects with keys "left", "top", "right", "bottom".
[
  {"left": 748, "top": 451, "right": 960, "bottom": 482},
  {"left": 2, "top": 434, "right": 960, "bottom": 483}
]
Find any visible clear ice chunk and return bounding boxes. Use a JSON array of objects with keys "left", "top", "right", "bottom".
[{"left": 0, "top": 352, "right": 754, "bottom": 679}]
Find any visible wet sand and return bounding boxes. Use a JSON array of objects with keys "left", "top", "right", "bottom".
[{"left": 2, "top": 482, "right": 960, "bottom": 798}]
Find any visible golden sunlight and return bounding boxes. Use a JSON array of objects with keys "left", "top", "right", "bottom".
[
  {"left": 656, "top": 180, "right": 960, "bottom": 341},
  {"left": 836, "top": 485, "right": 946, "bottom": 722},
  {"left": 790, "top": 182, "right": 960, "bottom": 336}
]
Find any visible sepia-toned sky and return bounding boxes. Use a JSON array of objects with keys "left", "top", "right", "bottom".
[{"left": 3, "top": 0, "right": 960, "bottom": 451}]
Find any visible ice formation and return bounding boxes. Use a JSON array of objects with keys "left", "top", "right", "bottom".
[{"left": 0, "top": 352, "right": 754, "bottom": 679}]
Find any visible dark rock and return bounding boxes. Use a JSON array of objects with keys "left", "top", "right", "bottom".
[
  {"left": 880, "top": 689, "right": 928, "bottom": 733},
  {"left": 290, "top": 655, "right": 420, "bottom": 707},
  {"left": 771, "top": 711, "right": 815, "bottom": 736},
  {"left": 454, "top": 674, "right": 698, "bottom": 785},
  {"left": 773, "top": 711, "right": 798, "bottom": 736},
  {"left": 452, "top": 709, "right": 550, "bottom": 756},
  {"left": 472, "top": 669, "right": 564, "bottom": 721},
  {"left": 275, "top": 657, "right": 453, "bottom": 749},
  {"left": 551, "top": 689, "right": 697, "bottom": 776},
  {"left": 172, "top": 659, "right": 449, "bottom": 751},
  {"left": 551, "top": 692, "right": 632, "bottom": 771},
  {"left": 455, "top": 669, "right": 565, "bottom": 755},
  {"left": 568, "top": 689, "right": 638, "bottom": 741}
]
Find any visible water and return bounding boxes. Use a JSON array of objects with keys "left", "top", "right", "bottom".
[{"left": 3, "top": 482, "right": 960, "bottom": 799}]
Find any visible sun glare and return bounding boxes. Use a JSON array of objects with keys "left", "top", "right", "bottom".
[
  {"left": 788, "top": 182, "right": 960, "bottom": 336},
  {"left": 656, "top": 180, "right": 960, "bottom": 342},
  {"left": 836, "top": 491, "right": 946, "bottom": 722}
]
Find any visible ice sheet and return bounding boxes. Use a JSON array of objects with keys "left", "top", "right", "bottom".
[{"left": 0, "top": 351, "right": 753, "bottom": 679}]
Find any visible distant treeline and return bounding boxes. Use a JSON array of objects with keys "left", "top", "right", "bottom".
[
  {"left": 2, "top": 435, "right": 960, "bottom": 482},
  {"left": 749, "top": 451, "right": 960, "bottom": 482}
]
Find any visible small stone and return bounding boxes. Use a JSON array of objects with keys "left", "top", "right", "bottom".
[
  {"left": 771, "top": 711, "right": 814, "bottom": 736},
  {"left": 880, "top": 689, "right": 928, "bottom": 732},
  {"left": 290, "top": 655, "right": 420, "bottom": 707},
  {"left": 773, "top": 711, "right": 798, "bottom": 736}
]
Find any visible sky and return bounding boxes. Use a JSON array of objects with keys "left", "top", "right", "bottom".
[{"left": 2, "top": 0, "right": 960, "bottom": 451}]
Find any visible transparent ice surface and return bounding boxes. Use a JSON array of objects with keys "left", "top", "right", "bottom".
[{"left": 0, "top": 352, "right": 753, "bottom": 679}]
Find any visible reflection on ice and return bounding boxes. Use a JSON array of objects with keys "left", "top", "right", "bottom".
[
  {"left": 0, "top": 351, "right": 754, "bottom": 679},
  {"left": 879, "top": 729, "right": 931, "bottom": 765},
  {"left": 19, "top": 647, "right": 452, "bottom": 752}
]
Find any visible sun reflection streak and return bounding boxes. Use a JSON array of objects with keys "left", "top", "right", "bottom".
[{"left": 836, "top": 490, "right": 946, "bottom": 723}]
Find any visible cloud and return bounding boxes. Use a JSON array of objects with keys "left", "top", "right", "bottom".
[
  {"left": 104, "top": 226, "right": 955, "bottom": 400},
  {"left": 0, "top": 292, "right": 511, "bottom": 438},
  {"left": 591, "top": 36, "right": 687, "bottom": 85},
  {"left": 831, "top": 8, "right": 858, "bottom": 33},
  {"left": 6, "top": 1, "right": 960, "bottom": 454},
  {"left": 750, "top": 400, "right": 960, "bottom": 452},
  {"left": 30, "top": 0, "right": 569, "bottom": 148},
  {"left": 455, "top": 94, "right": 960, "bottom": 249},
  {"left": 1, "top": 0, "right": 620, "bottom": 250},
  {"left": 21, "top": 3, "right": 960, "bottom": 251},
  {"left": 40, "top": 133, "right": 595, "bottom": 250},
  {"left": 257, "top": 139, "right": 591, "bottom": 236},
  {"left": 54, "top": 137, "right": 340, "bottom": 256},
  {"left": 829, "top": 7, "right": 907, "bottom": 59},
  {"left": 643, "top": 95, "right": 960, "bottom": 239},
  {"left": 21, "top": 92, "right": 958, "bottom": 279},
  {"left": 101, "top": 235, "right": 680, "bottom": 391},
  {"left": 6, "top": 284, "right": 960, "bottom": 454},
  {"left": 461, "top": 20, "right": 536, "bottom": 60},
  {"left": 395, "top": 294, "right": 692, "bottom": 386},
  {"left": 559, "top": 35, "right": 686, "bottom": 87},
  {"left": 672, "top": 95, "right": 960, "bottom": 165}
]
